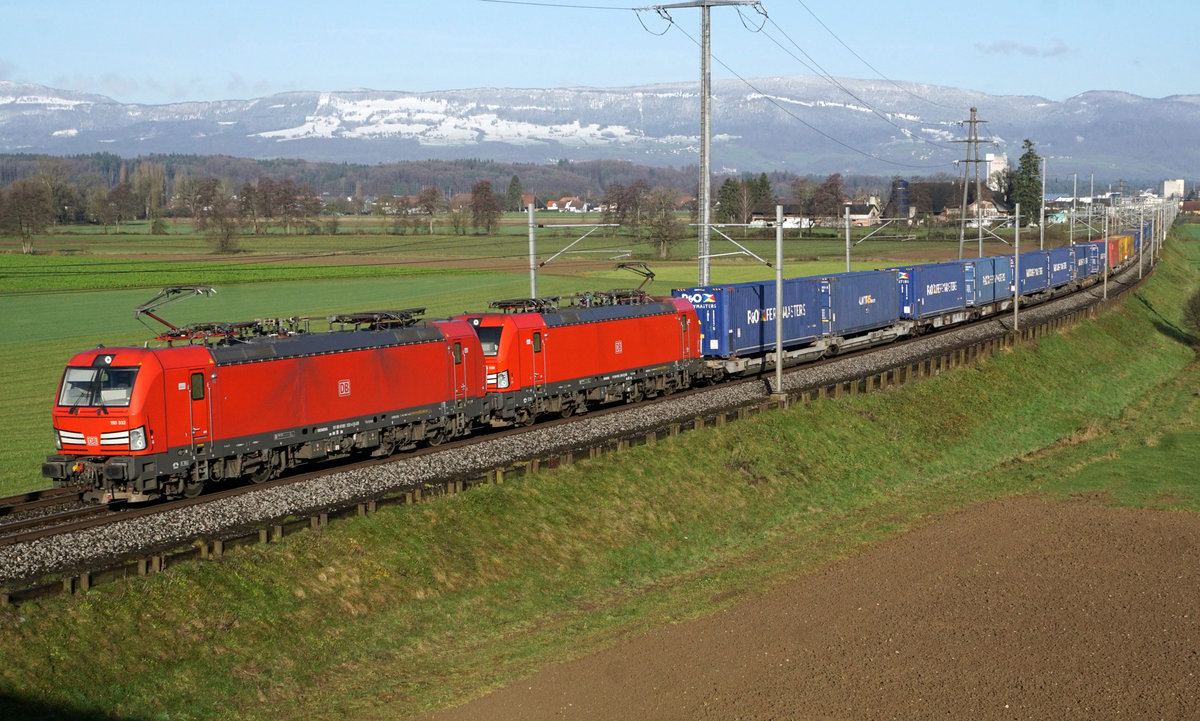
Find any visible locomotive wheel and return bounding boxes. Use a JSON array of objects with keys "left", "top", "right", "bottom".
[
  {"left": 373, "top": 438, "right": 398, "bottom": 458},
  {"left": 560, "top": 403, "right": 575, "bottom": 419},
  {"left": 249, "top": 462, "right": 274, "bottom": 484},
  {"left": 182, "top": 479, "right": 206, "bottom": 498},
  {"left": 426, "top": 427, "right": 447, "bottom": 446}
]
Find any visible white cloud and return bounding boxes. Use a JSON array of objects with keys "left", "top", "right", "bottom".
[{"left": 975, "top": 38, "right": 1070, "bottom": 59}]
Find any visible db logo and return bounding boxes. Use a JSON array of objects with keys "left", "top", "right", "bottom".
[
  {"left": 338, "top": 380, "right": 351, "bottom": 397},
  {"left": 614, "top": 340, "right": 624, "bottom": 354},
  {"left": 87, "top": 436, "right": 99, "bottom": 446}
]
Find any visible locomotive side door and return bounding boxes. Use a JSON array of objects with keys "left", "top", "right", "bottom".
[
  {"left": 526, "top": 331, "right": 546, "bottom": 388},
  {"left": 450, "top": 341, "right": 466, "bottom": 404},
  {"left": 188, "top": 369, "right": 211, "bottom": 450},
  {"left": 679, "top": 314, "right": 692, "bottom": 357}
]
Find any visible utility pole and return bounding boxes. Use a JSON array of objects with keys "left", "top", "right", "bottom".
[
  {"left": 1070, "top": 172, "right": 1077, "bottom": 245},
  {"left": 844, "top": 205, "right": 851, "bottom": 272},
  {"left": 1088, "top": 172, "right": 1094, "bottom": 241},
  {"left": 773, "top": 204, "right": 784, "bottom": 400},
  {"left": 953, "top": 108, "right": 988, "bottom": 259},
  {"left": 641, "top": 0, "right": 761, "bottom": 286},
  {"left": 1013, "top": 202, "right": 1020, "bottom": 331},
  {"left": 1039, "top": 156, "right": 1045, "bottom": 250},
  {"left": 528, "top": 203, "right": 537, "bottom": 297}
]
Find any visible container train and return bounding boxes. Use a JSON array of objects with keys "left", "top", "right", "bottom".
[{"left": 43, "top": 229, "right": 1151, "bottom": 504}]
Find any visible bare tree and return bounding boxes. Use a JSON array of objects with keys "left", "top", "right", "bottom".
[
  {"left": 194, "top": 178, "right": 242, "bottom": 252},
  {"left": 131, "top": 161, "right": 167, "bottom": 226},
  {"left": 811, "top": 173, "right": 846, "bottom": 219},
  {"left": 417, "top": 186, "right": 443, "bottom": 234},
  {"left": 105, "top": 183, "right": 138, "bottom": 232},
  {"left": 645, "top": 186, "right": 684, "bottom": 259},
  {"left": 470, "top": 180, "right": 502, "bottom": 233},
  {"left": 0, "top": 178, "right": 54, "bottom": 253}
]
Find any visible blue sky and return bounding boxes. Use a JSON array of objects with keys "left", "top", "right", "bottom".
[{"left": 2, "top": 0, "right": 1193, "bottom": 105}]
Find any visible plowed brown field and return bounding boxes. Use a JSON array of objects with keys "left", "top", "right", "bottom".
[{"left": 423, "top": 496, "right": 1199, "bottom": 720}]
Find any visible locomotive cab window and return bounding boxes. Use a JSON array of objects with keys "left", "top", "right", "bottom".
[
  {"left": 532, "top": 332, "right": 542, "bottom": 353},
  {"left": 190, "top": 373, "right": 205, "bottom": 401},
  {"left": 476, "top": 326, "right": 502, "bottom": 357},
  {"left": 57, "top": 367, "right": 139, "bottom": 408},
  {"left": 453, "top": 342, "right": 463, "bottom": 365}
]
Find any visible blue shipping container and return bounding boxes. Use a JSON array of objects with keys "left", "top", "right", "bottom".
[
  {"left": 894, "top": 263, "right": 968, "bottom": 319},
  {"left": 822, "top": 270, "right": 901, "bottom": 336},
  {"left": 952, "top": 259, "right": 979, "bottom": 306},
  {"left": 982, "top": 256, "right": 1013, "bottom": 304},
  {"left": 1079, "top": 241, "right": 1104, "bottom": 277},
  {"left": 1070, "top": 245, "right": 1090, "bottom": 281},
  {"left": 1047, "top": 247, "right": 1074, "bottom": 287},
  {"left": 674, "top": 276, "right": 824, "bottom": 359},
  {"left": 1017, "top": 250, "right": 1050, "bottom": 295}
]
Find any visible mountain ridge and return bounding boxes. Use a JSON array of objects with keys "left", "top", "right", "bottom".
[{"left": 1, "top": 78, "right": 1193, "bottom": 180}]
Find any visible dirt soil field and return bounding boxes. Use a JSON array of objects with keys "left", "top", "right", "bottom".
[{"left": 421, "top": 496, "right": 1199, "bottom": 720}]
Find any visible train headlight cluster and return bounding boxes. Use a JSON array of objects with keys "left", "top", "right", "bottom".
[
  {"left": 129, "top": 426, "right": 147, "bottom": 451},
  {"left": 496, "top": 370, "right": 510, "bottom": 389}
]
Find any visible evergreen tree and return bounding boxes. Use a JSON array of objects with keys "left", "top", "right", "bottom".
[
  {"left": 1012, "top": 139, "right": 1042, "bottom": 225},
  {"left": 750, "top": 172, "right": 773, "bottom": 211},
  {"left": 506, "top": 175, "right": 524, "bottom": 212},
  {"left": 715, "top": 178, "right": 741, "bottom": 223}
]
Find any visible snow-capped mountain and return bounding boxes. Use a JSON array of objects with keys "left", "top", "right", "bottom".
[{"left": 1, "top": 78, "right": 1194, "bottom": 178}]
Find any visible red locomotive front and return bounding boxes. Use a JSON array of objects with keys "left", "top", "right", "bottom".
[
  {"left": 43, "top": 345, "right": 214, "bottom": 502},
  {"left": 460, "top": 294, "right": 702, "bottom": 424}
]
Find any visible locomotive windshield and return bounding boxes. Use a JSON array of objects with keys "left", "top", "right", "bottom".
[
  {"left": 57, "top": 367, "right": 140, "bottom": 408},
  {"left": 476, "top": 326, "right": 503, "bottom": 357}
]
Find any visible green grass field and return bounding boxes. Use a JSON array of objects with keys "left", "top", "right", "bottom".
[{"left": 0, "top": 223, "right": 1195, "bottom": 720}]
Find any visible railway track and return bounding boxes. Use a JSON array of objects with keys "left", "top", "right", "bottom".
[{"left": 0, "top": 487, "right": 84, "bottom": 517}]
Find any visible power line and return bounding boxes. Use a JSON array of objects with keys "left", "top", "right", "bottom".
[
  {"left": 664, "top": 17, "right": 952, "bottom": 169},
  {"left": 790, "top": 0, "right": 958, "bottom": 110},
  {"left": 477, "top": 0, "right": 634, "bottom": 9},
  {"left": 756, "top": 14, "right": 956, "bottom": 151}
]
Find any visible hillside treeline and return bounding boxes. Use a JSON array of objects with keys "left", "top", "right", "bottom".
[{"left": 0, "top": 152, "right": 915, "bottom": 209}]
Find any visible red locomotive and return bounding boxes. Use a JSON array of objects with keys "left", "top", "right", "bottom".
[
  {"left": 43, "top": 305, "right": 489, "bottom": 503},
  {"left": 458, "top": 291, "right": 702, "bottom": 425},
  {"left": 44, "top": 284, "right": 703, "bottom": 503}
]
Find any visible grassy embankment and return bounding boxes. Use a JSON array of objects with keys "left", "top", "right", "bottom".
[{"left": 0, "top": 225, "right": 1196, "bottom": 720}]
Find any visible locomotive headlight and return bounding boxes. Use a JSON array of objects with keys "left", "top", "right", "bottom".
[
  {"left": 54, "top": 431, "right": 62, "bottom": 451},
  {"left": 496, "top": 370, "right": 510, "bottom": 389},
  {"left": 129, "top": 426, "right": 147, "bottom": 451}
]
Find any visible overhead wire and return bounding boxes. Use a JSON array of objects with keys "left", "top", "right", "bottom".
[
  {"left": 663, "top": 15, "right": 952, "bottom": 169},
  {"left": 477, "top": 0, "right": 633, "bottom": 9},
  {"left": 790, "top": 0, "right": 958, "bottom": 111},
  {"left": 753, "top": 9, "right": 957, "bottom": 151}
]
